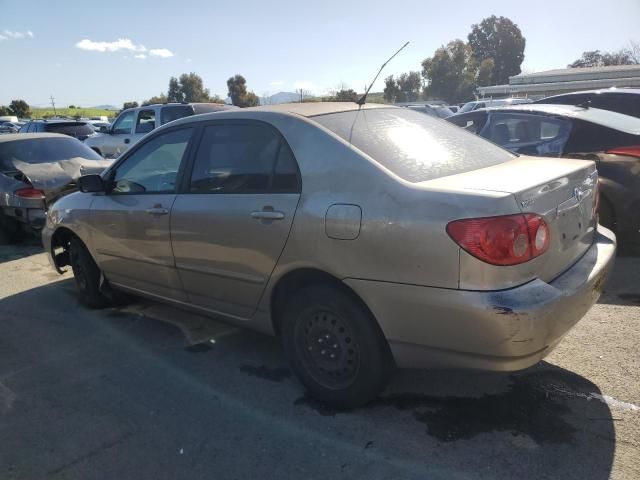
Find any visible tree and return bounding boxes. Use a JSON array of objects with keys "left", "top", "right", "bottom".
[
  {"left": 227, "top": 75, "right": 260, "bottom": 107},
  {"left": 476, "top": 58, "right": 495, "bottom": 87},
  {"left": 9, "top": 99, "right": 30, "bottom": 118},
  {"left": 383, "top": 75, "right": 401, "bottom": 103},
  {"left": 167, "top": 73, "right": 211, "bottom": 103},
  {"left": 569, "top": 47, "right": 639, "bottom": 68},
  {"left": 142, "top": 93, "right": 168, "bottom": 106},
  {"left": 334, "top": 89, "right": 359, "bottom": 102},
  {"left": 396, "top": 71, "right": 422, "bottom": 102},
  {"left": 68, "top": 105, "right": 76, "bottom": 109},
  {"left": 468, "top": 15, "right": 525, "bottom": 84},
  {"left": 122, "top": 101, "right": 139, "bottom": 110},
  {"left": 0, "top": 106, "right": 11, "bottom": 116},
  {"left": 422, "top": 40, "right": 476, "bottom": 104}
]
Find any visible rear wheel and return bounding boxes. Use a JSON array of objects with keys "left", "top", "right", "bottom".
[
  {"left": 69, "top": 237, "right": 109, "bottom": 308},
  {"left": 281, "top": 285, "right": 394, "bottom": 408}
]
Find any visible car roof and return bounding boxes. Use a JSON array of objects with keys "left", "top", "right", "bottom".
[
  {"left": 473, "top": 104, "right": 640, "bottom": 135},
  {"left": 0, "top": 132, "right": 69, "bottom": 143},
  {"left": 233, "top": 102, "right": 394, "bottom": 117},
  {"left": 29, "top": 119, "right": 89, "bottom": 124}
]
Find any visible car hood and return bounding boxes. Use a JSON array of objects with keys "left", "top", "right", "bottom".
[{"left": 9, "top": 157, "right": 113, "bottom": 196}]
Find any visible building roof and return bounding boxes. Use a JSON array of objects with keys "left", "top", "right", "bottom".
[
  {"left": 510, "top": 65, "right": 640, "bottom": 85},
  {"left": 482, "top": 104, "right": 640, "bottom": 135}
]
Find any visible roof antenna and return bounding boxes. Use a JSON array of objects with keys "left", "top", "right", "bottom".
[{"left": 357, "top": 41, "right": 410, "bottom": 106}]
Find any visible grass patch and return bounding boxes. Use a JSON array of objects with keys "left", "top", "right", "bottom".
[{"left": 30, "top": 107, "right": 117, "bottom": 119}]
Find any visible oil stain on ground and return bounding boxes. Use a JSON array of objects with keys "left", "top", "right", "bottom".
[
  {"left": 295, "top": 370, "right": 586, "bottom": 444},
  {"left": 240, "top": 365, "right": 292, "bottom": 382}
]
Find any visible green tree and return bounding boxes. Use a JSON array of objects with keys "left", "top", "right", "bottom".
[
  {"left": 468, "top": 15, "right": 525, "bottom": 84},
  {"left": 68, "top": 105, "right": 76, "bottom": 109},
  {"left": 167, "top": 73, "right": 211, "bottom": 103},
  {"left": 422, "top": 40, "right": 476, "bottom": 104},
  {"left": 476, "top": 58, "right": 495, "bottom": 87},
  {"left": 9, "top": 99, "right": 30, "bottom": 118},
  {"left": 0, "top": 106, "right": 11, "bottom": 116},
  {"left": 142, "top": 93, "right": 168, "bottom": 106},
  {"left": 383, "top": 75, "right": 401, "bottom": 103},
  {"left": 334, "top": 89, "right": 359, "bottom": 102},
  {"left": 226, "top": 74, "right": 260, "bottom": 107},
  {"left": 123, "top": 101, "right": 139, "bottom": 110},
  {"left": 396, "top": 71, "right": 422, "bottom": 102},
  {"left": 569, "top": 48, "right": 638, "bottom": 68}
]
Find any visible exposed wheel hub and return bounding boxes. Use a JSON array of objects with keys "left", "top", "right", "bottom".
[{"left": 298, "top": 310, "right": 360, "bottom": 388}]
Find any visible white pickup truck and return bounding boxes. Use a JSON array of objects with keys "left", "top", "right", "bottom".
[{"left": 84, "top": 102, "right": 234, "bottom": 158}]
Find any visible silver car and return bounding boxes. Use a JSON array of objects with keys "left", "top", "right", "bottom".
[
  {"left": 42, "top": 103, "right": 616, "bottom": 407},
  {"left": 0, "top": 133, "right": 111, "bottom": 240},
  {"left": 84, "top": 103, "right": 235, "bottom": 159}
]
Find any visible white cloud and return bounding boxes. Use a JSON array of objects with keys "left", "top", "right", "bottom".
[
  {"left": 76, "top": 37, "right": 146, "bottom": 53},
  {"left": 185, "top": 58, "right": 192, "bottom": 63},
  {"left": 149, "top": 48, "right": 174, "bottom": 58},
  {"left": 270, "top": 80, "right": 284, "bottom": 87},
  {"left": 1, "top": 30, "right": 34, "bottom": 40},
  {"left": 134, "top": 53, "right": 147, "bottom": 59}
]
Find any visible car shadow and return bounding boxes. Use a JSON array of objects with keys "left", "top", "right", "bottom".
[
  {"left": 0, "top": 279, "right": 617, "bottom": 480},
  {"left": 598, "top": 255, "right": 640, "bottom": 306}
]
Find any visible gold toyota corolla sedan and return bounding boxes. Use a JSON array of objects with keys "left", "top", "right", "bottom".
[{"left": 42, "top": 103, "right": 616, "bottom": 408}]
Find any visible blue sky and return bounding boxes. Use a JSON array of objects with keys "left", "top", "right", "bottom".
[{"left": 1, "top": 0, "right": 639, "bottom": 107}]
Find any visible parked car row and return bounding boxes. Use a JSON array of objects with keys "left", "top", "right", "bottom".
[{"left": 4, "top": 89, "right": 634, "bottom": 407}]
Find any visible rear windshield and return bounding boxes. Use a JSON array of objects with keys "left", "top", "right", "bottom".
[
  {"left": 312, "top": 108, "right": 514, "bottom": 182},
  {"left": 0, "top": 137, "right": 102, "bottom": 169},
  {"left": 45, "top": 122, "right": 95, "bottom": 136}
]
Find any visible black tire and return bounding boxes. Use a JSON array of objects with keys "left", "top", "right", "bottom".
[
  {"left": 69, "top": 237, "right": 109, "bottom": 308},
  {"left": 281, "top": 285, "right": 394, "bottom": 409},
  {"left": 598, "top": 196, "right": 615, "bottom": 233}
]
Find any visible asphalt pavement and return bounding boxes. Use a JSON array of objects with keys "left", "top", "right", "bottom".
[{"left": 0, "top": 245, "right": 638, "bottom": 479}]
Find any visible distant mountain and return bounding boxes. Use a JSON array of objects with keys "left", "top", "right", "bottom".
[
  {"left": 260, "top": 91, "right": 314, "bottom": 105},
  {"left": 92, "top": 104, "right": 119, "bottom": 110}
]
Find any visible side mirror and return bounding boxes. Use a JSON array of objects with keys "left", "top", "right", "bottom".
[
  {"left": 78, "top": 174, "right": 105, "bottom": 193},
  {"left": 99, "top": 125, "right": 110, "bottom": 133}
]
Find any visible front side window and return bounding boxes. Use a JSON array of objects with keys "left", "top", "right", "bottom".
[
  {"left": 135, "top": 110, "right": 156, "bottom": 134},
  {"left": 112, "top": 111, "right": 135, "bottom": 135},
  {"left": 479, "top": 113, "right": 572, "bottom": 156},
  {"left": 189, "top": 123, "right": 299, "bottom": 194},
  {"left": 112, "top": 128, "right": 193, "bottom": 194}
]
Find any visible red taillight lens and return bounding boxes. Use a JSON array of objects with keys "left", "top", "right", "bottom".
[
  {"left": 605, "top": 145, "right": 640, "bottom": 159},
  {"left": 14, "top": 187, "right": 45, "bottom": 199},
  {"left": 446, "top": 214, "right": 550, "bottom": 266}
]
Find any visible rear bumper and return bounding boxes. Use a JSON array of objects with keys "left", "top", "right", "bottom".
[
  {"left": 1, "top": 206, "right": 46, "bottom": 229},
  {"left": 345, "top": 227, "right": 616, "bottom": 371}
]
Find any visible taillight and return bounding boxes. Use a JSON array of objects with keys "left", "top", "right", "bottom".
[
  {"left": 605, "top": 145, "right": 640, "bottom": 159},
  {"left": 14, "top": 187, "right": 45, "bottom": 199},
  {"left": 446, "top": 213, "right": 550, "bottom": 266}
]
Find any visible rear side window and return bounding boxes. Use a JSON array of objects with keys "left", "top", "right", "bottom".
[
  {"left": 45, "top": 123, "right": 95, "bottom": 136},
  {"left": 313, "top": 108, "right": 514, "bottom": 182},
  {"left": 564, "top": 119, "right": 639, "bottom": 153},
  {"left": 161, "top": 105, "right": 193, "bottom": 125},
  {"left": 591, "top": 94, "right": 640, "bottom": 118},
  {"left": 135, "top": 110, "right": 156, "bottom": 134},
  {"left": 189, "top": 123, "right": 300, "bottom": 194},
  {"left": 479, "top": 112, "right": 572, "bottom": 156}
]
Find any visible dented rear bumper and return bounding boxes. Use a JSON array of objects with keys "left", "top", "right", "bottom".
[{"left": 345, "top": 226, "right": 616, "bottom": 371}]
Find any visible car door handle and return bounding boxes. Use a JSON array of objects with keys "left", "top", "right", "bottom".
[
  {"left": 145, "top": 207, "right": 169, "bottom": 216},
  {"left": 251, "top": 210, "right": 285, "bottom": 220},
  {"left": 124, "top": 138, "right": 130, "bottom": 144}
]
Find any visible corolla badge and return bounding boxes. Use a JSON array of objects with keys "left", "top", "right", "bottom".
[{"left": 574, "top": 187, "right": 584, "bottom": 202}]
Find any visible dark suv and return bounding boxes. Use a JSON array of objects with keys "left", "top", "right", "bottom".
[
  {"left": 535, "top": 88, "right": 640, "bottom": 118},
  {"left": 20, "top": 120, "right": 96, "bottom": 141}
]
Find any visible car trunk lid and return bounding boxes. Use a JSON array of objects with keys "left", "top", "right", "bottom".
[{"left": 424, "top": 156, "right": 598, "bottom": 287}]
